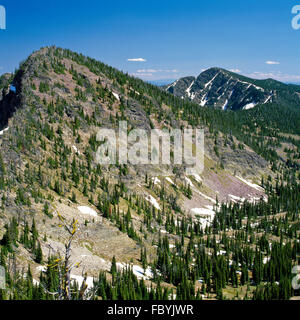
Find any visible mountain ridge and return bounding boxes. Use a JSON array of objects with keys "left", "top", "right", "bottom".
[
  {"left": 0, "top": 47, "right": 299, "bottom": 300},
  {"left": 164, "top": 67, "right": 300, "bottom": 111}
]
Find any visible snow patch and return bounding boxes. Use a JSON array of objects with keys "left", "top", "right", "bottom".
[
  {"left": 166, "top": 177, "right": 175, "bottom": 185},
  {"left": 132, "top": 265, "right": 153, "bottom": 280},
  {"left": 204, "top": 72, "right": 220, "bottom": 89},
  {"left": 263, "top": 257, "right": 270, "bottom": 264},
  {"left": 186, "top": 80, "right": 195, "bottom": 99},
  {"left": 145, "top": 194, "right": 161, "bottom": 210},
  {"left": 193, "top": 174, "right": 202, "bottom": 183},
  {"left": 116, "top": 263, "right": 153, "bottom": 280},
  {"left": 185, "top": 177, "right": 194, "bottom": 187},
  {"left": 222, "top": 99, "right": 229, "bottom": 110},
  {"left": 72, "top": 145, "right": 81, "bottom": 154},
  {"left": 166, "top": 80, "right": 179, "bottom": 91},
  {"left": 194, "top": 190, "right": 217, "bottom": 204},
  {"left": 237, "top": 177, "right": 264, "bottom": 192},
  {"left": 78, "top": 206, "right": 98, "bottom": 217},
  {"left": 243, "top": 102, "right": 257, "bottom": 110},
  {"left": 263, "top": 95, "right": 272, "bottom": 104},
  {"left": 152, "top": 177, "right": 161, "bottom": 185},
  {"left": 238, "top": 80, "right": 264, "bottom": 92},
  {"left": 200, "top": 94, "right": 208, "bottom": 106},
  {"left": 70, "top": 274, "right": 94, "bottom": 289},
  {"left": 191, "top": 205, "right": 215, "bottom": 218},
  {"left": 112, "top": 92, "right": 120, "bottom": 101},
  {"left": 36, "top": 266, "right": 47, "bottom": 273},
  {"left": 33, "top": 279, "right": 40, "bottom": 286},
  {"left": 0, "top": 127, "right": 9, "bottom": 136},
  {"left": 229, "top": 194, "right": 246, "bottom": 203}
]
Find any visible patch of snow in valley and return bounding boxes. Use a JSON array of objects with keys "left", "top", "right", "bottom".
[
  {"left": 34, "top": 268, "right": 94, "bottom": 289},
  {"left": 78, "top": 206, "right": 98, "bottom": 217},
  {"left": 251, "top": 222, "right": 259, "bottom": 228},
  {"left": 229, "top": 194, "right": 246, "bottom": 202},
  {"left": 112, "top": 92, "right": 120, "bottom": 101},
  {"left": 116, "top": 263, "right": 153, "bottom": 280},
  {"left": 237, "top": 177, "right": 264, "bottom": 192},
  {"left": 194, "top": 190, "right": 217, "bottom": 204},
  {"left": 191, "top": 205, "right": 215, "bottom": 218},
  {"left": 166, "top": 80, "right": 178, "bottom": 91},
  {"left": 145, "top": 194, "right": 161, "bottom": 210},
  {"left": 204, "top": 72, "right": 220, "bottom": 89},
  {"left": 186, "top": 80, "right": 195, "bottom": 99},
  {"left": 243, "top": 102, "right": 257, "bottom": 110},
  {"left": 0, "top": 127, "right": 9, "bottom": 136},
  {"left": 33, "top": 279, "right": 40, "bottom": 286},
  {"left": 263, "top": 95, "right": 272, "bottom": 104},
  {"left": 193, "top": 174, "right": 202, "bottom": 183},
  {"left": 36, "top": 266, "right": 47, "bottom": 273},
  {"left": 200, "top": 94, "right": 208, "bottom": 106},
  {"left": 70, "top": 274, "right": 94, "bottom": 289},
  {"left": 252, "top": 84, "right": 265, "bottom": 91},
  {"left": 228, "top": 90, "right": 234, "bottom": 99},
  {"left": 132, "top": 265, "right": 153, "bottom": 280},
  {"left": 238, "top": 80, "right": 264, "bottom": 92},
  {"left": 166, "top": 177, "right": 175, "bottom": 185},
  {"left": 72, "top": 145, "right": 81, "bottom": 154},
  {"left": 248, "top": 195, "right": 261, "bottom": 204},
  {"left": 190, "top": 92, "right": 196, "bottom": 100},
  {"left": 222, "top": 99, "right": 229, "bottom": 110},
  {"left": 152, "top": 177, "right": 161, "bottom": 185},
  {"left": 196, "top": 217, "right": 212, "bottom": 229},
  {"left": 185, "top": 177, "right": 194, "bottom": 187}
]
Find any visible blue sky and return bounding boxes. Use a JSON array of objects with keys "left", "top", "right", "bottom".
[{"left": 0, "top": 0, "right": 299, "bottom": 82}]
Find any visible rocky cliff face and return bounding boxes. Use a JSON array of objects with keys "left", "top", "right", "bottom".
[{"left": 0, "top": 71, "right": 23, "bottom": 129}]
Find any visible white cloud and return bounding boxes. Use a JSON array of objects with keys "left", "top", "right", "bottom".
[
  {"left": 127, "top": 58, "right": 147, "bottom": 62},
  {"left": 229, "top": 69, "right": 241, "bottom": 73},
  {"left": 266, "top": 61, "right": 280, "bottom": 65},
  {"left": 245, "top": 71, "right": 300, "bottom": 82},
  {"left": 137, "top": 69, "right": 157, "bottom": 73},
  {"left": 137, "top": 69, "right": 178, "bottom": 73},
  {"left": 132, "top": 73, "right": 153, "bottom": 77}
]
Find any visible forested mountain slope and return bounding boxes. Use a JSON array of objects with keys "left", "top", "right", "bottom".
[{"left": 0, "top": 47, "right": 299, "bottom": 300}]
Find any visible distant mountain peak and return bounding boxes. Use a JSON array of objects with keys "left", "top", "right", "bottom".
[{"left": 164, "top": 68, "right": 300, "bottom": 111}]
